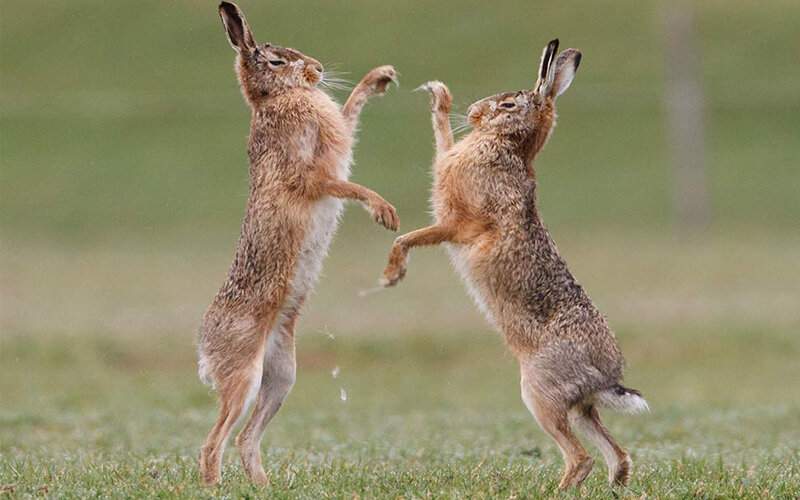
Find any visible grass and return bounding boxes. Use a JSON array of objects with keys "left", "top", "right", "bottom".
[
  {"left": 2, "top": 325, "right": 799, "bottom": 498},
  {"left": 2, "top": 238, "right": 799, "bottom": 499},
  {"left": 2, "top": 233, "right": 800, "bottom": 497}
]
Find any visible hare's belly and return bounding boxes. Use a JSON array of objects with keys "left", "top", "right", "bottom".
[
  {"left": 280, "top": 141, "right": 351, "bottom": 317},
  {"left": 444, "top": 243, "right": 498, "bottom": 329},
  {"left": 286, "top": 196, "right": 344, "bottom": 309}
]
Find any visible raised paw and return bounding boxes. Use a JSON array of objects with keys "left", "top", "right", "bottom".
[
  {"left": 369, "top": 199, "right": 399, "bottom": 231},
  {"left": 416, "top": 80, "right": 452, "bottom": 112},
  {"left": 362, "top": 65, "right": 398, "bottom": 96},
  {"left": 381, "top": 262, "right": 407, "bottom": 288}
]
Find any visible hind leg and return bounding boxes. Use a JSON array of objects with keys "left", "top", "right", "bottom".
[
  {"left": 199, "top": 367, "right": 260, "bottom": 485},
  {"left": 520, "top": 367, "right": 594, "bottom": 489},
  {"left": 235, "top": 309, "right": 299, "bottom": 484},
  {"left": 571, "top": 404, "right": 631, "bottom": 486}
]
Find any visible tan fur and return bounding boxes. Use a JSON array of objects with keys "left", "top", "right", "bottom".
[
  {"left": 382, "top": 40, "right": 647, "bottom": 489},
  {"left": 198, "top": 2, "right": 399, "bottom": 486}
]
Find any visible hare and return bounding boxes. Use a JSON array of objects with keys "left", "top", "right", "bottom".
[
  {"left": 381, "top": 40, "right": 648, "bottom": 489},
  {"left": 197, "top": 1, "right": 399, "bottom": 486}
]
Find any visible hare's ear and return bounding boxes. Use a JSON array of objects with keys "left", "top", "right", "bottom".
[
  {"left": 219, "top": 2, "right": 256, "bottom": 53},
  {"left": 534, "top": 39, "right": 559, "bottom": 95},
  {"left": 549, "top": 49, "right": 582, "bottom": 98}
]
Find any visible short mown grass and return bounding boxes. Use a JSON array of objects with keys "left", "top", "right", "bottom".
[{"left": 2, "top": 325, "right": 798, "bottom": 498}]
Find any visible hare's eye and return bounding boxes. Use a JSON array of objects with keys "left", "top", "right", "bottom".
[
  {"left": 268, "top": 59, "right": 287, "bottom": 68},
  {"left": 500, "top": 102, "right": 516, "bottom": 110}
]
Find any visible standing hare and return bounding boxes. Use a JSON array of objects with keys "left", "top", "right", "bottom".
[
  {"left": 381, "top": 40, "right": 648, "bottom": 489},
  {"left": 198, "top": 1, "right": 399, "bottom": 486}
]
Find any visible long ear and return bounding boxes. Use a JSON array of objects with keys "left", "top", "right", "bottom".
[
  {"left": 548, "top": 49, "right": 582, "bottom": 98},
  {"left": 534, "top": 39, "right": 559, "bottom": 95},
  {"left": 219, "top": 2, "right": 256, "bottom": 53}
]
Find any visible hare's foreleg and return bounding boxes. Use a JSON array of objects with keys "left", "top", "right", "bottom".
[
  {"left": 418, "top": 81, "right": 454, "bottom": 156},
  {"left": 341, "top": 65, "right": 397, "bottom": 131},
  {"left": 381, "top": 225, "right": 458, "bottom": 287},
  {"left": 520, "top": 365, "right": 594, "bottom": 489},
  {"left": 319, "top": 178, "right": 398, "bottom": 231},
  {"left": 235, "top": 306, "right": 301, "bottom": 484},
  {"left": 570, "top": 404, "right": 631, "bottom": 486}
]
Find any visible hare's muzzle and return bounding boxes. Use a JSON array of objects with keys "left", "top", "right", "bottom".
[
  {"left": 467, "top": 105, "right": 483, "bottom": 127},
  {"left": 303, "top": 58, "right": 323, "bottom": 85}
]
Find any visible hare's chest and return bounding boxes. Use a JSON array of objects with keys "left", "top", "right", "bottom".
[{"left": 285, "top": 123, "right": 351, "bottom": 306}]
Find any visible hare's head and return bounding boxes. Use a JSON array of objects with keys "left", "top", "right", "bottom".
[
  {"left": 219, "top": 2, "right": 324, "bottom": 101},
  {"left": 467, "top": 40, "right": 581, "bottom": 137}
]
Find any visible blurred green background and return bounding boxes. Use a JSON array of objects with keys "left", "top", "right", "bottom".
[{"left": 1, "top": 0, "right": 799, "bottom": 496}]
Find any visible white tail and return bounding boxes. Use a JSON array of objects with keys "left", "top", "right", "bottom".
[{"left": 595, "top": 385, "right": 650, "bottom": 414}]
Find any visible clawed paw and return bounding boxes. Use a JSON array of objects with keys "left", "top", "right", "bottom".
[
  {"left": 381, "top": 265, "right": 406, "bottom": 287},
  {"left": 415, "top": 80, "right": 452, "bottom": 112},
  {"left": 364, "top": 65, "right": 398, "bottom": 95},
  {"left": 370, "top": 200, "right": 399, "bottom": 231}
]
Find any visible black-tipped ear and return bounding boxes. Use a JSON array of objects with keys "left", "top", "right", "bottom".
[
  {"left": 549, "top": 48, "right": 582, "bottom": 97},
  {"left": 538, "top": 39, "right": 559, "bottom": 84},
  {"left": 219, "top": 1, "right": 256, "bottom": 53}
]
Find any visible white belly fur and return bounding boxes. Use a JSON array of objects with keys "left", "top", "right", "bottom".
[
  {"left": 279, "top": 153, "right": 351, "bottom": 324},
  {"left": 289, "top": 195, "right": 344, "bottom": 306},
  {"left": 444, "top": 243, "right": 498, "bottom": 329}
]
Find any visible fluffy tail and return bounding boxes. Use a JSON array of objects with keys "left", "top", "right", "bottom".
[{"left": 595, "top": 384, "right": 650, "bottom": 414}]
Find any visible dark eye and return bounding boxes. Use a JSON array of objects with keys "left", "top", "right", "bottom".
[
  {"left": 268, "top": 59, "right": 287, "bottom": 67},
  {"left": 500, "top": 102, "right": 516, "bottom": 109}
]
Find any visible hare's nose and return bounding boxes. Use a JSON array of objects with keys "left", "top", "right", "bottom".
[{"left": 312, "top": 63, "right": 323, "bottom": 74}]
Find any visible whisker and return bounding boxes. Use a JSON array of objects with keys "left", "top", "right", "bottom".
[
  {"left": 448, "top": 111, "right": 471, "bottom": 136},
  {"left": 321, "top": 70, "right": 355, "bottom": 92},
  {"left": 324, "top": 79, "right": 354, "bottom": 87},
  {"left": 451, "top": 122, "right": 472, "bottom": 136},
  {"left": 323, "top": 62, "right": 345, "bottom": 71},
  {"left": 323, "top": 70, "right": 351, "bottom": 78},
  {"left": 321, "top": 81, "right": 353, "bottom": 92}
]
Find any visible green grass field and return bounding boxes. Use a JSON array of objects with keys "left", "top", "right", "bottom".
[
  {"left": 2, "top": 0, "right": 799, "bottom": 497},
  {"left": 2, "top": 323, "right": 799, "bottom": 498}
]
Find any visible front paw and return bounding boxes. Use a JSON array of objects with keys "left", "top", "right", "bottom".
[
  {"left": 416, "top": 80, "right": 452, "bottom": 112},
  {"left": 369, "top": 199, "right": 399, "bottom": 231},
  {"left": 380, "top": 263, "right": 407, "bottom": 287},
  {"left": 362, "top": 65, "right": 398, "bottom": 96}
]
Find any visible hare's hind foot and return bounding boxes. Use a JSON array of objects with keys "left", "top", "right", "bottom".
[
  {"left": 199, "top": 363, "right": 263, "bottom": 486},
  {"left": 237, "top": 442, "right": 269, "bottom": 485},
  {"left": 611, "top": 452, "right": 632, "bottom": 486},
  {"left": 199, "top": 380, "right": 252, "bottom": 485},
  {"left": 558, "top": 455, "right": 594, "bottom": 490},
  {"left": 520, "top": 362, "right": 594, "bottom": 489},
  {"left": 570, "top": 404, "right": 633, "bottom": 486},
  {"left": 198, "top": 445, "right": 221, "bottom": 486},
  {"left": 235, "top": 313, "right": 298, "bottom": 485}
]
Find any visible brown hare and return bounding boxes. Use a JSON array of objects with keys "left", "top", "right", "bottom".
[
  {"left": 198, "top": 1, "right": 399, "bottom": 486},
  {"left": 381, "top": 40, "right": 648, "bottom": 489}
]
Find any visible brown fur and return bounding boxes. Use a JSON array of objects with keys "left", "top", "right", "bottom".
[
  {"left": 198, "top": 2, "right": 399, "bottom": 486},
  {"left": 382, "top": 40, "right": 646, "bottom": 489}
]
